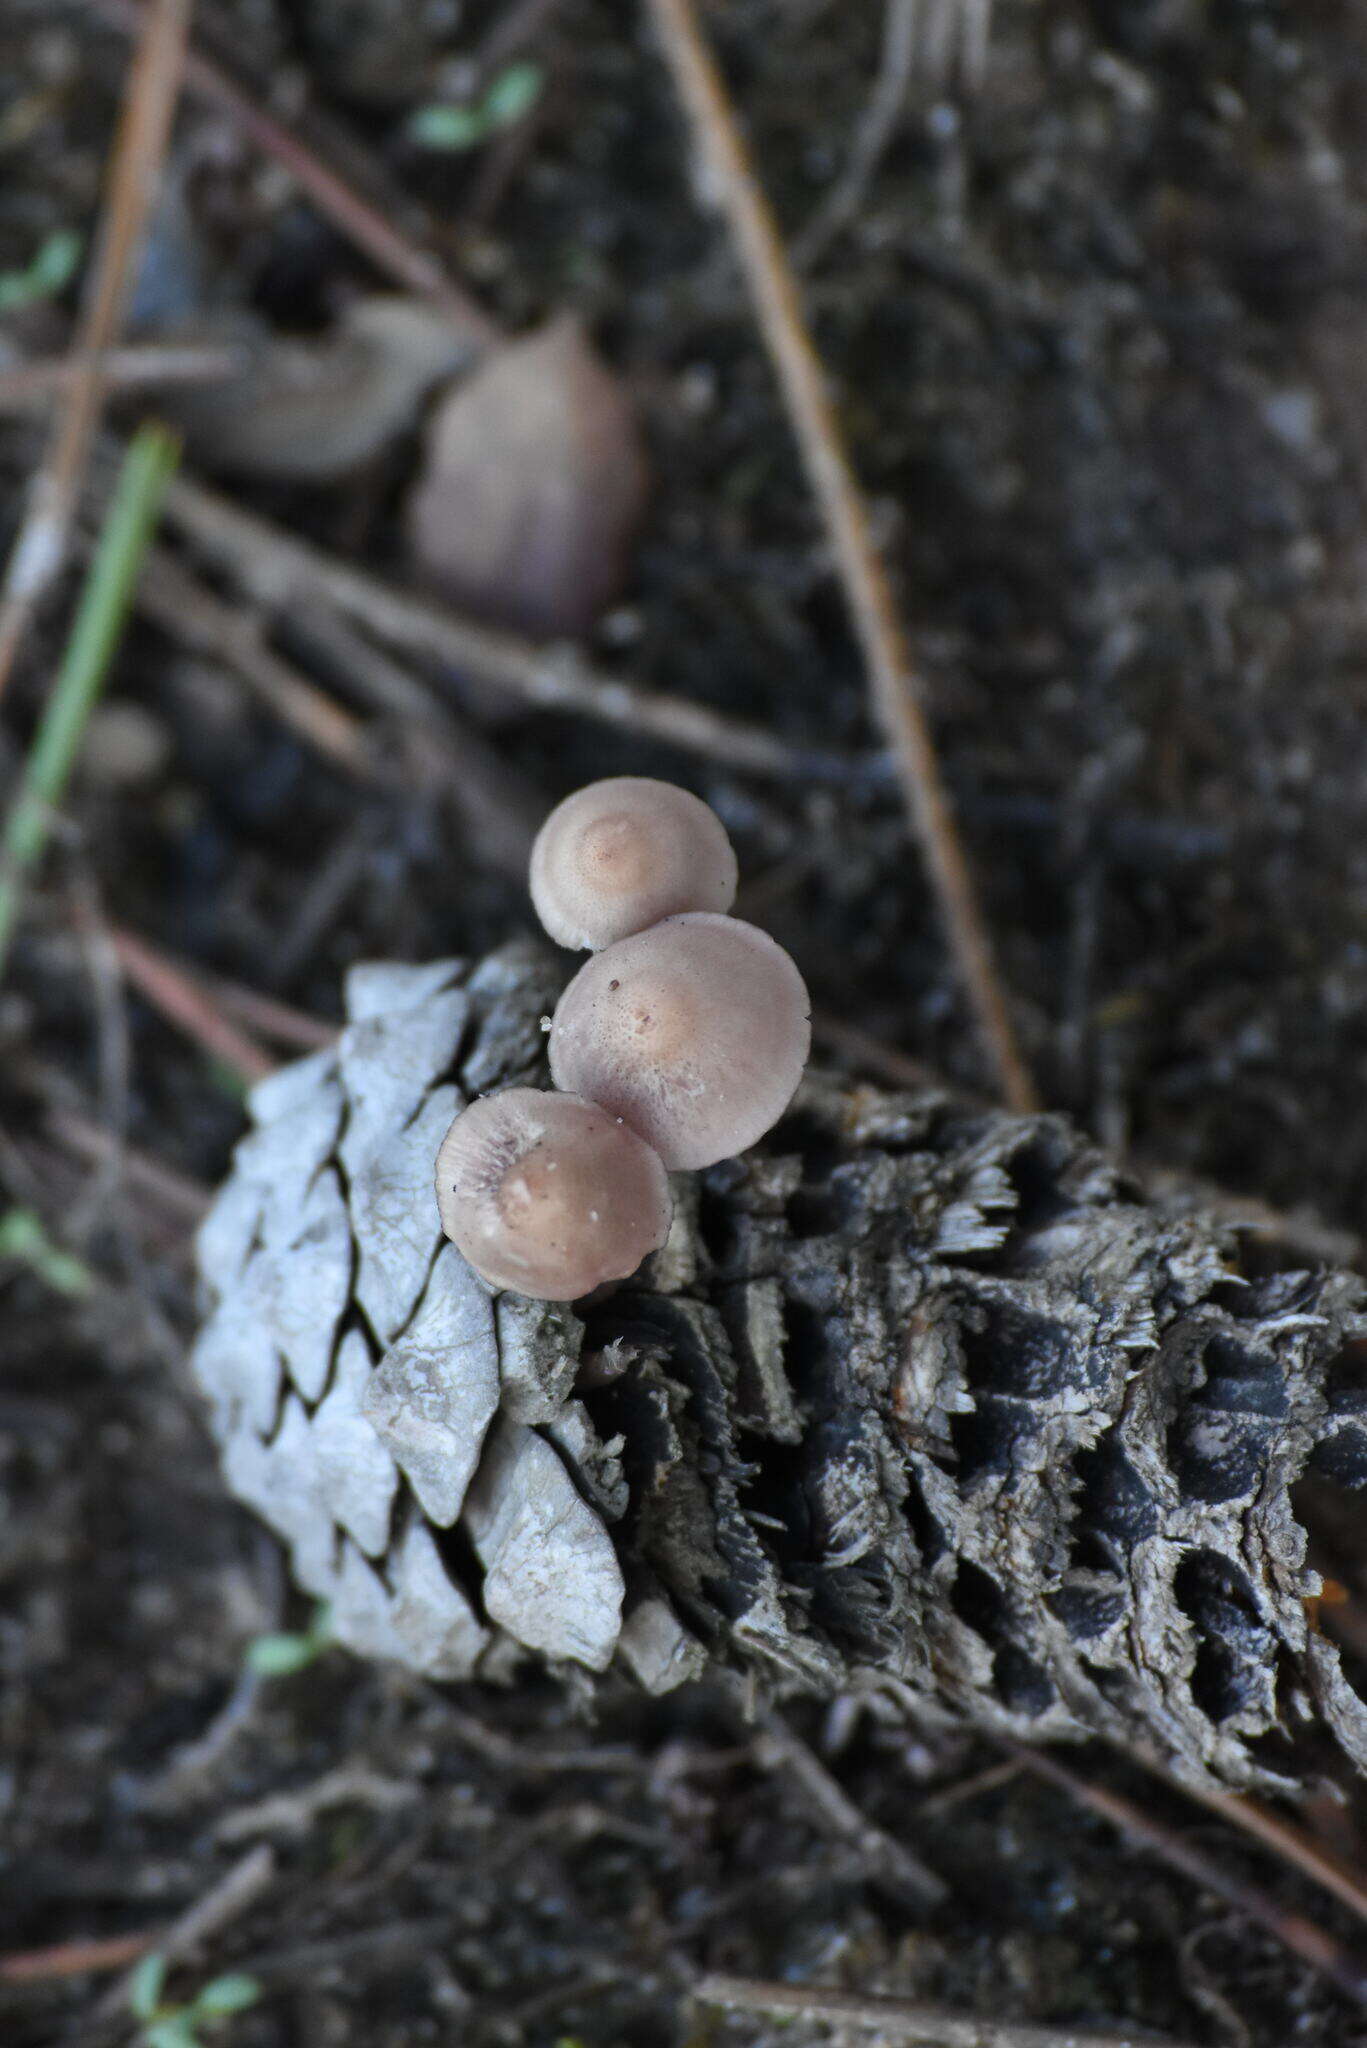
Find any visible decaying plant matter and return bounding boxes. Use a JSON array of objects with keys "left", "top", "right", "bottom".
[{"left": 193, "top": 941, "right": 1367, "bottom": 1795}]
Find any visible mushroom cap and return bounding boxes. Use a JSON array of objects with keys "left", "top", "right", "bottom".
[
  {"left": 530, "top": 777, "right": 738, "bottom": 951},
  {"left": 547, "top": 913, "right": 811, "bottom": 1170},
  {"left": 435, "top": 1087, "right": 672, "bottom": 1300}
]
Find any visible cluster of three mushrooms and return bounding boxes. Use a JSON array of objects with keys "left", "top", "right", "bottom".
[{"left": 436, "top": 779, "right": 811, "bottom": 1300}]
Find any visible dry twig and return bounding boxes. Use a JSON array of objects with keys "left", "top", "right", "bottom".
[
  {"left": 915, "top": 0, "right": 995, "bottom": 94},
  {"left": 92, "top": 1844, "right": 275, "bottom": 2024},
  {"left": 214, "top": 1764, "right": 420, "bottom": 1845},
  {"left": 643, "top": 0, "right": 1035, "bottom": 1109},
  {"left": 290, "top": 604, "right": 541, "bottom": 877},
  {"left": 472, "top": 0, "right": 566, "bottom": 81},
  {"left": 792, "top": 0, "right": 1000, "bottom": 265},
  {"left": 754, "top": 1712, "right": 946, "bottom": 1909},
  {"left": 812, "top": 1007, "right": 950, "bottom": 1094},
  {"left": 0, "top": 1932, "right": 157, "bottom": 1986},
  {"left": 795, "top": 0, "right": 922, "bottom": 266},
  {"left": 439, "top": 1703, "right": 648, "bottom": 1777},
  {"left": 86, "top": 0, "right": 495, "bottom": 338},
  {"left": 109, "top": 924, "right": 276, "bottom": 1085},
  {"left": 1014, "top": 1746, "right": 1367, "bottom": 2008},
  {"left": 1153, "top": 1770, "right": 1367, "bottom": 1937},
  {"left": 107, "top": 923, "right": 336, "bottom": 1054},
  {"left": 814, "top": 1014, "right": 1361, "bottom": 1271},
  {"left": 203, "top": 975, "right": 337, "bottom": 1054},
  {"left": 45, "top": 1104, "right": 210, "bottom": 1225},
  {"left": 0, "top": 344, "right": 244, "bottom": 413},
  {"left": 137, "top": 544, "right": 373, "bottom": 780},
  {"left": 0, "top": 0, "right": 190, "bottom": 707},
  {"left": 160, "top": 471, "right": 844, "bottom": 781},
  {"left": 694, "top": 1973, "right": 1201, "bottom": 2047},
  {"left": 1135, "top": 1159, "right": 1361, "bottom": 1271},
  {"left": 237, "top": 1918, "right": 464, "bottom": 1992},
  {"left": 137, "top": 544, "right": 540, "bottom": 872}
]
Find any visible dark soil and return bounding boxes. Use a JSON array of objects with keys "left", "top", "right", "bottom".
[{"left": 5, "top": 0, "right": 1367, "bottom": 2041}]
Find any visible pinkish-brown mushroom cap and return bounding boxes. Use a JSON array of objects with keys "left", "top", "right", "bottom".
[
  {"left": 435, "top": 1087, "right": 672, "bottom": 1300},
  {"left": 530, "top": 776, "right": 738, "bottom": 952},
  {"left": 547, "top": 913, "right": 811, "bottom": 1170}
]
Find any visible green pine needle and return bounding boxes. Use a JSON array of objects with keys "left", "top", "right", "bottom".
[{"left": 0, "top": 421, "right": 179, "bottom": 979}]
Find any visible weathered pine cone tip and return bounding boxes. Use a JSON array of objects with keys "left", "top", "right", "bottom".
[{"left": 192, "top": 941, "right": 1367, "bottom": 1791}]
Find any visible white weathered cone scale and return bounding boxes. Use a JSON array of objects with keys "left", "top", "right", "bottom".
[{"left": 194, "top": 945, "right": 691, "bottom": 1689}]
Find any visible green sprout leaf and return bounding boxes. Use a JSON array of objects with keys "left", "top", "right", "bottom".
[
  {"left": 245, "top": 1600, "right": 332, "bottom": 1677},
  {"left": 481, "top": 62, "right": 544, "bottom": 126},
  {"left": 0, "top": 1208, "right": 94, "bottom": 1297},
  {"left": 190, "top": 1973, "right": 262, "bottom": 2018},
  {"left": 243, "top": 1630, "right": 318, "bottom": 1677},
  {"left": 407, "top": 62, "right": 543, "bottom": 151},
  {"left": 408, "top": 103, "right": 485, "bottom": 149},
  {"left": 143, "top": 2017, "right": 197, "bottom": 2048},
  {"left": 128, "top": 1950, "right": 168, "bottom": 2022},
  {"left": 0, "top": 228, "right": 83, "bottom": 315}
]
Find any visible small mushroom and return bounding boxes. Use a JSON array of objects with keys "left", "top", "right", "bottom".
[
  {"left": 547, "top": 913, "right": 810, "bottom": 1170},
  {"left": 530, "top": 776, "right": 738, "bottom": 951},
  {"left": 435, "top": 1087, "right": 672, "bottom": 1300},
  {"left": 404, "top": 314, "right": 650, "bottom": 637}
]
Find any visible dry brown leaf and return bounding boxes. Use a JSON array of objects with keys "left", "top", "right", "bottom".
[
  {"left": 163, "top": 296, "right": 484, "bottom": 482},
  {"left": 403, "top": 313, "right": 651, "bottom": 638}
]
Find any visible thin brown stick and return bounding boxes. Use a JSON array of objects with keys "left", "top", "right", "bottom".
[
  {"left": 206, "top": 978, "right": 337, "bottom": 1053},
  {"left": 214, "top": 1763, "right": 420, "bottom": 1845},
  {"left": 0, "top": 0, "right": 191, "bottom": 708},
  {"left": 107, "top": 923, "right": 337, "bottom": 1053},
  {"left": 0, "top": 1931, "right": 157, "bottom": 1986},
  {"left": 917, "top": 1756, "right": 1025, "bottom": 1817},
  {"left": 1167, "top": 1773, "right": 1367, "bottom": 1935},
  {"left": 754, "top": 1712, "right": 946, "bottom": 1909},
  {"left": 138, "top": 545, "right": 373, "bottom": 779},
  {"left": 694, "top": 1974, "right": 1202, "bottom": 2048},
  {"left": 473, "top": 0, "right": 565, "bottom": 79},
  {"left": 927, "top": 0, "right": 996, "bottom": 93},
  {"left": 1013, "top": 1745, "right": 1367, "bottom": 2007},
  {"left": 161, "top": 472, "right": 837, "bottom": 781},
  {"left": 794, "top": 0, "right": 921, "bottom": 267},
  {"left": 108, "top": 924, "right": 276, "bottom": 1085},
  {"left": 290, "top": 604, "right": 540, "bottom": 877},
  {"left": 643, "top": 0, "right": 1035, "bottom": 1110},
  {"left": 44, "top": 1105, "right": 211, "bottom": 1223},
  {"left": 812, "top": 1008, "right": 952, "bottom": 1094},
  {"left": 135, "top": 539, "right": 540, "bottom": 872},
  {"left": 93, "top": 1844, "right": 275, "bottom": 2023},
  {"left": 1119, "top": 1714, "right": 1367, "bottom": 1941},
  {"left": 813, "top": 1010, "right": 1361, "bottom": 1269},
  {"left": 439, "top": 1702, "right": 649, "bottom": 1777},
  {"left": 0, "top": 344, "right": 244, "bottom": 413},
  {"left": 233, "top": 1917, "right": 465, "bottom": 1993},
  {"left": 1134, "top": 1159, "right": 1361, "bottom": 1271},
  {"left": 85, "top": 0, "right": 495, "bottom": 338}
]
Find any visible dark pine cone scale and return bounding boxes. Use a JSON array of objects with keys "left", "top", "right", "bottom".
[{"left": 192, "top": 942, "right": 1367, "bottom": 1791}]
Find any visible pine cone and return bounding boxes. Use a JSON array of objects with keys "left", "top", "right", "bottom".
[{"left": 191, "top": 942, "right": 1367, "bottom": 1790}]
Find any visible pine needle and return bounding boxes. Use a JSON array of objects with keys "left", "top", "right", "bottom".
[{"left": 0, "top": 422, "right": 180, "bottom": 978}]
